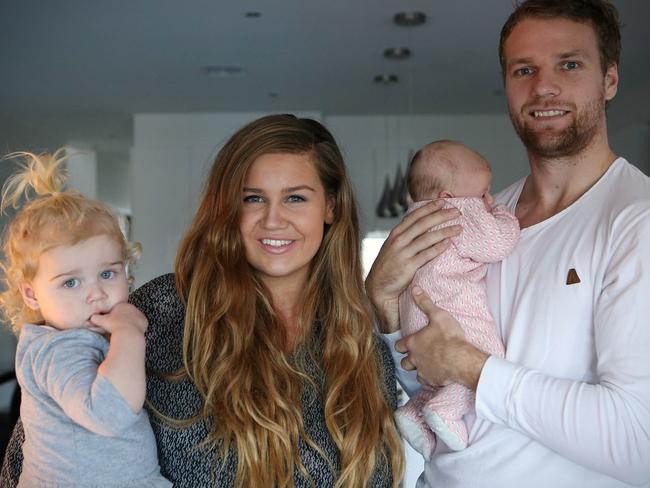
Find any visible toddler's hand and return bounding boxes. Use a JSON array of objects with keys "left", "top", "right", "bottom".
[{"left": 90, "top": 302, "right": 148, "bottom": 335}]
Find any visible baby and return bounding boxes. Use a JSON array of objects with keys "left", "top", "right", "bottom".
[
  {"left": 395, "top": 140, "right": 519, "bottom": 458},
  {"left": 0, "top": 150, "right": 170, "bottom": 487}
]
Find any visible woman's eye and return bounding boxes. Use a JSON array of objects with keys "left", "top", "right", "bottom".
[
  {"left": 100, "top": 270, "right": 116, "bottom": 280},
  {"left": 63, "top": 278, "right": 80, "bottom": 289},
  {"left": 287, "top": 195, "right": 306, "bottom": 203},
  {"left": 243, "top": 195, "right": 263, "bottom": 203}
]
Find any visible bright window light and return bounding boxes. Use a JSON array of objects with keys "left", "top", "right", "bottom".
[{"left": 361, "top": 230, "right": 390, "bottom": 279}]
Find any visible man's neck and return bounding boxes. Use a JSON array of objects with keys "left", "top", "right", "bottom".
[{"left": 516, "top": 136, "right": 617, "bottom": 229}]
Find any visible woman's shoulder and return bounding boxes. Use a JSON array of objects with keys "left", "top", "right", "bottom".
[
  {"left": 130, "top": 273, "right": 179, "bottom": 306},
  {"left": 130, "top": 274, "right": 186, "bottom": 373}
]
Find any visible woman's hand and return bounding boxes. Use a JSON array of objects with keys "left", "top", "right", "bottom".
[
  {"left": 365, "top": 200, "right": 461, "bottom": 333},
  {"left": 395, "top": 287, "right": 488, "bottom": 391}
]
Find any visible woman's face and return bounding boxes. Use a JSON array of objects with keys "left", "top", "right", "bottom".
[{"left": 239, "top": 152, "right": 335, "bottom": 290}]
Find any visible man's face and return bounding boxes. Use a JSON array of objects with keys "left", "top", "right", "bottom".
[{"left": 503, "top": 17, "right": 618, "bottom": 159}]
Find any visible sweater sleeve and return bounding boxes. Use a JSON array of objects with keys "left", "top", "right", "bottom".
[
  {"left": 475, "top": 207, "right": 650, "bottom": 486},
  {"left": 453, "top": 201, "right": 520, "bottom": 263},
  {"left": 379, "top": 331, "right": 420, "bottom": 397},
  {"left": 0, "top": 419, "right": 24, "bottom": 488},
  {"left": 24, "top": 331, "right": 140, "bottom": 437}
]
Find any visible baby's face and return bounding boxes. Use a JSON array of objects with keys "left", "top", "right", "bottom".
[{"left": 455, "top": 162, "right": 494, "bottom": 209}]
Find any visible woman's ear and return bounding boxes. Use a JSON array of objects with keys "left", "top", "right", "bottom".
[
  {"left": 19, "top": 283, "right": 40, "bottom": 310},
  {"left": 325, "top": 196, "right": 335, "bottom": 225}
]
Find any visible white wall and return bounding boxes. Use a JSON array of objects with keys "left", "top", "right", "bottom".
[{"left": 64, "top": 146, "right": 98, "bottom": 198}]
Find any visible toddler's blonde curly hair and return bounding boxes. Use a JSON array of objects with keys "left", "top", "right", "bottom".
[{"left": 0, "top": 149, "right": 139, "bottom": 334}]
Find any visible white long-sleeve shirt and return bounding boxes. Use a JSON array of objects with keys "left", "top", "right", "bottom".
[{"left": 387, "top": 158, "right": 650, "bottom": 487}]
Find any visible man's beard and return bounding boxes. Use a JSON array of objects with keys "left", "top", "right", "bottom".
[{"left": 510, "top": 97, "right": 605, "bottom": 159}]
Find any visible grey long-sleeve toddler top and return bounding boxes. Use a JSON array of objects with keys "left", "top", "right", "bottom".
[{"left": 14, "top": 324, "right": 170, "bottom": 487}]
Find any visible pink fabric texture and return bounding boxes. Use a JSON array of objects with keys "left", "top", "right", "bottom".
[{"left": 395, "top": 197, "right": 519, "bottom": 453}]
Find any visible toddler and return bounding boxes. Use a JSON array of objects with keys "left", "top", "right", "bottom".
[
  {"left": 395, "top": 140, "right": 519, "bottom": 458},
  {"left": 0, "top": 150, "right": 171, "bottom": 487}
]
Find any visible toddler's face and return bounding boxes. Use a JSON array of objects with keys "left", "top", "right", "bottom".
[{"left": 21, "top": 234, "right": 129, "bottom": 332}]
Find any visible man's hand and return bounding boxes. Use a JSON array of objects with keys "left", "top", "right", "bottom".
[
  {"left": 365, "top": 200, "right": 461, "bottom": 333},
  {"left": 395, "top": 287, "right": 489, "bottom": 390},
  {"left": 90, "top": 302, "right": 148, "bottom": 335}
]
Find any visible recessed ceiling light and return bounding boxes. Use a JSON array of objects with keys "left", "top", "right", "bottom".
[
  {"left": 373, "top": 74, "right": 399, "bottom": 85},
  {"left": 201, "top": 65, "right": 245, "bottom": 77},
  {"left": 393, "top": 11, "right": 426, "bottom": 26},
  {"left": 245, "top": 11, "right": 261, "bottom": 18},
  {"left": 384, "top": 47, "right": 411, "bottom": 60}
]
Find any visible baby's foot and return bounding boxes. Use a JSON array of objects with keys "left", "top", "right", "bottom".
[
  {"left": 395, "top": 404, "right": 437, "bottom": 460},
  {"left": 422, "top": 408, "right": 468, "bottom": 451}
]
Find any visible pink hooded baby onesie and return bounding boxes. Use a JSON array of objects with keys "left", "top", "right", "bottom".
[{"left": 395, "top": 197, "right": 519, "bottom": 458}]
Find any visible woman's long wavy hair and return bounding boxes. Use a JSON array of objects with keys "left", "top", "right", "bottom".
[
  {"left": 174, "top": 114, "right": 404, "bottom": 487},
  {"left": 0, "top": 149, "right": 138, "bottom": 334}
]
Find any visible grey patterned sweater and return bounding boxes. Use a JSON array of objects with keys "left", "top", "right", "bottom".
[{"left": 2, "top": 273, "right": 399, "bottom": 487}]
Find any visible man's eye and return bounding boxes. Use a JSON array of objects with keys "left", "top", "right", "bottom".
[
  {"left": 63, "top": 279, "right": 80, "bottom": 289},
  {"left": 100, "top": 270, "right": 115, "bottom": 280},
  {"left": 515, "top": 67, "right": 533, "bottom": 77},
  {"left": 563, "top": 61, "right": 579, "bottom": 70}
]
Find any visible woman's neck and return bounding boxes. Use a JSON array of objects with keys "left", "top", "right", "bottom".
[{"left": 262, "top": 275, "right": 306, "bottom": 350}]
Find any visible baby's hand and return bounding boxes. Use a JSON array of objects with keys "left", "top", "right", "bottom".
[
  {"left": 90, "top": 302, "right": 148, "bottom": 335},
  {"left": 483, "top": 192, "right": 495, "bottom": 211}
]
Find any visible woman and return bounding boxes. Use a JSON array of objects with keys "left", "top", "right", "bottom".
[{"left": 1, "top": 114, "right": 404, "bottom": 487}]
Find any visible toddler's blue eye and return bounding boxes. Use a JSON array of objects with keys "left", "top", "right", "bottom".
[
  {"left": 63, "top": 278, "right": 80, "bottom": 289},
  {"left": 100, "top": 270, "right": 115, "bottom": 279}
]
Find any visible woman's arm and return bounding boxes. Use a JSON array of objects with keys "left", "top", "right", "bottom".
[{"left": 0, "top": 419, "right": 24, "bottom": 488}]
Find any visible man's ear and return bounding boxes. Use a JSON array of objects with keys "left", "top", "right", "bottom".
[
  {"left": 20, "top": 283, "right": 40, "bottom": 310},
  {"left": 604, "top": 62, "right": 619, "bottom": 101},
  {"left": 325, "top": 196, "right": 335, "bottom": 225}
]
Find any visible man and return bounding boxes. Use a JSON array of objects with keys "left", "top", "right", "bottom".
[{"left": 366, "top": 1, "right": 650, "bottom": 486}]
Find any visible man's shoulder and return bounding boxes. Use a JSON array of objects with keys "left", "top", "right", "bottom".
[
  {"left": 595, "top": 159, "right": 650, "bottom": 220},
  {"left": 609, "top": 158, "right": 650, "bottom": 200}
]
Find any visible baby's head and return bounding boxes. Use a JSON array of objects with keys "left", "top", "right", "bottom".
[
  {"left": 0, "top": 150, "right": 138, "bottom": 334},
  {"left": 407, "top": 140, "right": 493, "bottom": 206}
]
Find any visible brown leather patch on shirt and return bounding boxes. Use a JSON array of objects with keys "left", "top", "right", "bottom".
[{"left": 566, "top": 268, "right": 581, "bottom": 285}]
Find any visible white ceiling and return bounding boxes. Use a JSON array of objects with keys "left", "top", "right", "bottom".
[{"left": 1, "top": 0, "right": 648, "bottom": 148}]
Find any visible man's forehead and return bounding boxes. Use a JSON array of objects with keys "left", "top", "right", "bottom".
[{"left": 504, "top": 16, "right": 599, "bottom": 61}]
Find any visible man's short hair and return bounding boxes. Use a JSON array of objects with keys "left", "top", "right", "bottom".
[{"left": 498, "top": 0, "right": 621, "bottom": 77}]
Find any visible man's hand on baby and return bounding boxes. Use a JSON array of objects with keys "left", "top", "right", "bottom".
[
  {"left": 365, "top": 200, "right": 461, "bottom": 332},
  {"left": 395, "top": 287, "right": 488, "bottom": 390},
  {"left": 90, "top": 302, "right": 148, "bottom": 335}
]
